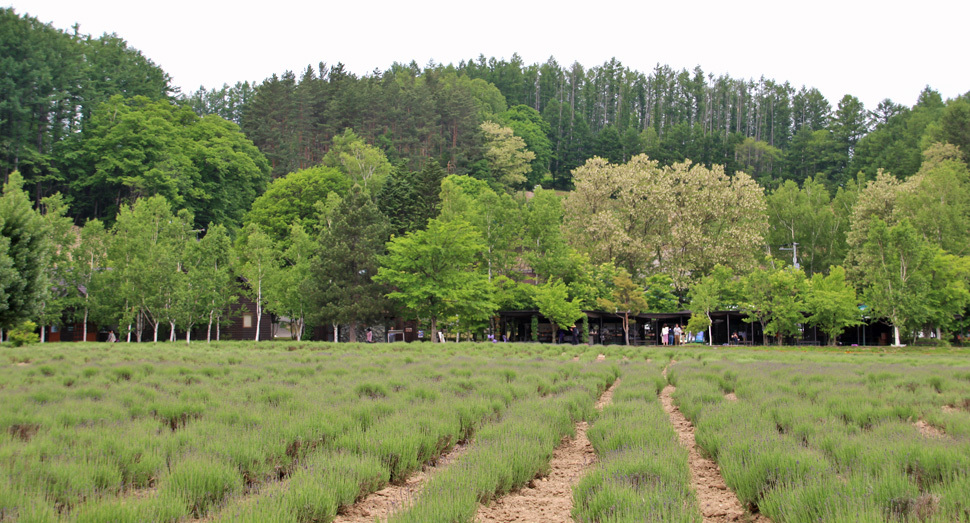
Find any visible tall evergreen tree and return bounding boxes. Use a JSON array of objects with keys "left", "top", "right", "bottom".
[
  {"left": 0, "top": 172, "right": 51, "bottom": 331},
  {"left": 312, "top": 186, "right": 391, "bottom": 342}
]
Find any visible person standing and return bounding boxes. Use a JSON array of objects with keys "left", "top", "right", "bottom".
[
  {"left": 673, "top": 324, "right": 682, "bottom": 346},
  {"left": 365, "top": 328, "right": 373, "bottom": 343},
  {"left": 106, "top": 330, "right": 117, "bottom": 343},
  {"left": 661, "top": 324, "right": 669, "bottom": 346}
]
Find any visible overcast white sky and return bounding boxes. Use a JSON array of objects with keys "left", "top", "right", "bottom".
[{"left": 8, "top": 0, "right": 968, "bottom": 110}]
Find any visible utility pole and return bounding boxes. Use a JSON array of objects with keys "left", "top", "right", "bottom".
[{"left": 779, "top": 243, "right": 799, "bottom": 269}]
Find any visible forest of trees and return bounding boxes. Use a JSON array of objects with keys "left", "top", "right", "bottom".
[{"left": 2, "top": 8, "right": 969, "bottom": 345}]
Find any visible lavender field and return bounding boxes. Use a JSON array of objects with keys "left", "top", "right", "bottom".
[{"left": 1, "top": 342, "right": 968, "bottom": 522}]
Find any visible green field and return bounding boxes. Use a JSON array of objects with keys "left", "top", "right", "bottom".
[{"left": 2, "top": 342, "right": 969, "bottom": 522}]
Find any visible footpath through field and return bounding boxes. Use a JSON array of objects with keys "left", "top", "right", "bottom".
[
  {"left": 332, "top": 442, "right": 471, "bottom": 523},
  {"left": 474, "top": 377, "right": 620, "bottom": 523},
  {"left": 661, "top": 361, "right": 770, "bottom": 523}
]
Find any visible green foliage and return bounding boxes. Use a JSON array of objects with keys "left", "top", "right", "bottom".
[
  {"left": 687, "top": 266, "right": 739, "bottom": 343},
  {"left": 643, "top": 273, "right": 680, "bottom": 313},
  {"left": 565, "top": 155, "right": 767, "bottom": 289},
  {"left": 496, "top": 105, "right": 552, "bottom": 187},
  {"left": 65, "top": 95, "right": 267, "bottom": 228},
  {"left": 375, "top": 218, "right": 494, "bottom": 340},
  {"left": 439, "top": 175, "right": 523, "bottom": 282},
  {"left": 311, "top": 186, "right": 391, "bottom": 342},
  {"left": 767, "top": 177, "right": 849, "bottom": 275},
  {"left": 36, "top": 194, "right": 74, "bottom": 339},
  {"left": 740, "top": 263, "right": 807, "bottom": 345},
  {"left": 321, "top": 128, "right": 392, "bottom": 193},
  {"left": 535, "top": 278, "right": 584, "bottom": 331},
  {"left": 0, "top": 172, "right": 51, "bottom": 330},
  {"left": 7, "top": 320, "right": 38, "bottom": 346},
  {"left": 234, "top": 223, "right": 278, "bottom": 341},
  {"left": 244, "top": 165, "right": 350, "bottom": 245},
  {"left": 161, "top": 455, "right": 242, "bottom": 517},
  {"left": 103, "top": 196, "right": 192, "bottom": 342},
  {"left": 857, "top": 219, "right": 934, "bottom": 345},
  {"left": 804, "top": 266, "right": 862, "bottom": 345},
  {"left": 479, "top": 121, "right": 535, "bottom": 190},
  {"left": 597, "top": 268, "right": 649, "bottom": 345}
]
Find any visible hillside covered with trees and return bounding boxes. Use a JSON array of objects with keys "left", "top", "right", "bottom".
[{"left": 2, "top": 8, "right": 969, "bottom": 346}]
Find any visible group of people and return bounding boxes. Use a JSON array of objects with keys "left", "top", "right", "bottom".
[
  {"left": 660, "top": 324, "right": 685, "bottom": 346},
  {"left": 556, "top": 326, "right": 580, "bottom": 345}
]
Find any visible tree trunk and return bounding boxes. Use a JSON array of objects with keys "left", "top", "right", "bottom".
[
  {"left": 623, "top": 313, "right": 629, "bottom": 346},
  {"left": 207, "top": 310, "right": 213, "bottom": 343},
  {"left": 169, "top": 321, "right": 176, "bottom": 342},
  {"left": 894, "top": 325, "right": 902, "bottom": 346},
  {"left": 255, "top": 282, "right": 262, "bottom": 342},
  {"left": 431, "top": 317, "right": 439, "bottom": 343},
  {"left": 127, "top": 323, "right": 132, "bottom": 343},
  {"left": 185, "top": 327, "right": 191, "bottom": 345},
  {"left": 707, "top": 311, "right": 713, "bottom": 346},
  {"left": 153, "top": 322, "right": 159, "bottom": 343},
  {"left": 333, "top": 323, "right": 338, "bottom": 342},
  {"left": 40, "top": 325, "right": 46, "bottom": 343},
  {"left": 349, "top": 321, "right": 358, "bottom": 342},
  {"left": 83, "top": 308, "right": 89, "bottom": 342}
]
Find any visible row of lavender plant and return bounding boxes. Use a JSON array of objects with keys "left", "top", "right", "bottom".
[
  {"left": 384, "top": 364, "right": 618, "bottom": 522},
  {"left": 573, "top": 360, "right": 701, "bottom": 522},
  {"left": 673, "top": 350, "right": 970, "bottom": 522}
]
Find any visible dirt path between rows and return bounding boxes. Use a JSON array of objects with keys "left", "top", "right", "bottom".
[
  {"left": 333, "top": 441, "right": 470, "bottom": 523},
  {"left": 474, "top": 378, "right": 620, "bottom": 523},
  {"left": 661, "top": 362, "right": 770, "bottom": 523}
]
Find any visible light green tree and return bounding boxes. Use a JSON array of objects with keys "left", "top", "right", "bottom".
[
  {"left": 244, "top": 165, "right": 351, "bottom": 245},
  {"left": 565, "top": 155, "right": 767, "bottom": 289},
  {"left": 497, "top": 105, "right": 552, "bottom": 187},
  {"left": 235, "top": 223, "right": 279, "bottom": 341},
  {"left": 922, "top": 252, "right": 970, "bottom": 341},
  {"left": 525, "top": 188, "right": 575, "bottom": 284},
  {"left": 187, "top": 224, "right": 236, "bottom": 342},
  {"left": 535, "top": 278, "right": 585, "bottom": 341},
  {"left": 268, "top": 223, "right": 315, "bottom": 341},
  {"left": 439, "top": 175, "right": 523, "bottom": 282},
  {"left": 36, "top": 193, "right": 74, "bottom": 342},
  {"left": 106, "top": 196, "right": 184, "bottom": 342},
  {"left": 597, "top": 268, "right": 649, "bottom": 345},
  {"left": 804, "top": 266, "right": 862, "bottom": 345},
  {"left": 70, "top": 219, "right": 108, "bottom": 342},
  {"left": 480, "top": 121, "right": 535, "bottom": 190},
  {"left": 321, "top": 128, "right": 392, "bottom": 193},
  {"left": 374, "top": 218, "right": 493, "bottom": 342},
  {"left": 857, "top": 219, "right": 933, "bottom": 346},
  {"left": 741, "top": 263, "right": 807, "bottom": 345},
  {"left": 894, "top": 144, "right": 970, "bottom": 255},
  {"left": 687, "top": 265, "right": 739, "bottom": 345},
  {"left": 766, "top": 177, "right": 842, "bottom": 275}
]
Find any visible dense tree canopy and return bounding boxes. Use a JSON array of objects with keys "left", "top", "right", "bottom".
[{"left": 4, "top": 8, "right": 970, "bottom": 345}]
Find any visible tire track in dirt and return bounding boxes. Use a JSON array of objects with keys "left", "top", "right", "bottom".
[
  {"left": 332, "top": 441, "right": 470, "bottom": 523},
  {"left": 474, "top": 378, "right": 620, "bottom": 523},
  {"left": 661, "top": 361, "right": 770, "bottom": 523}
]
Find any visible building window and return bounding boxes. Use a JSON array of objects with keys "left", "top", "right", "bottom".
[{"left": 243, "top": 314, "right": 253, "bottom": 328}]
